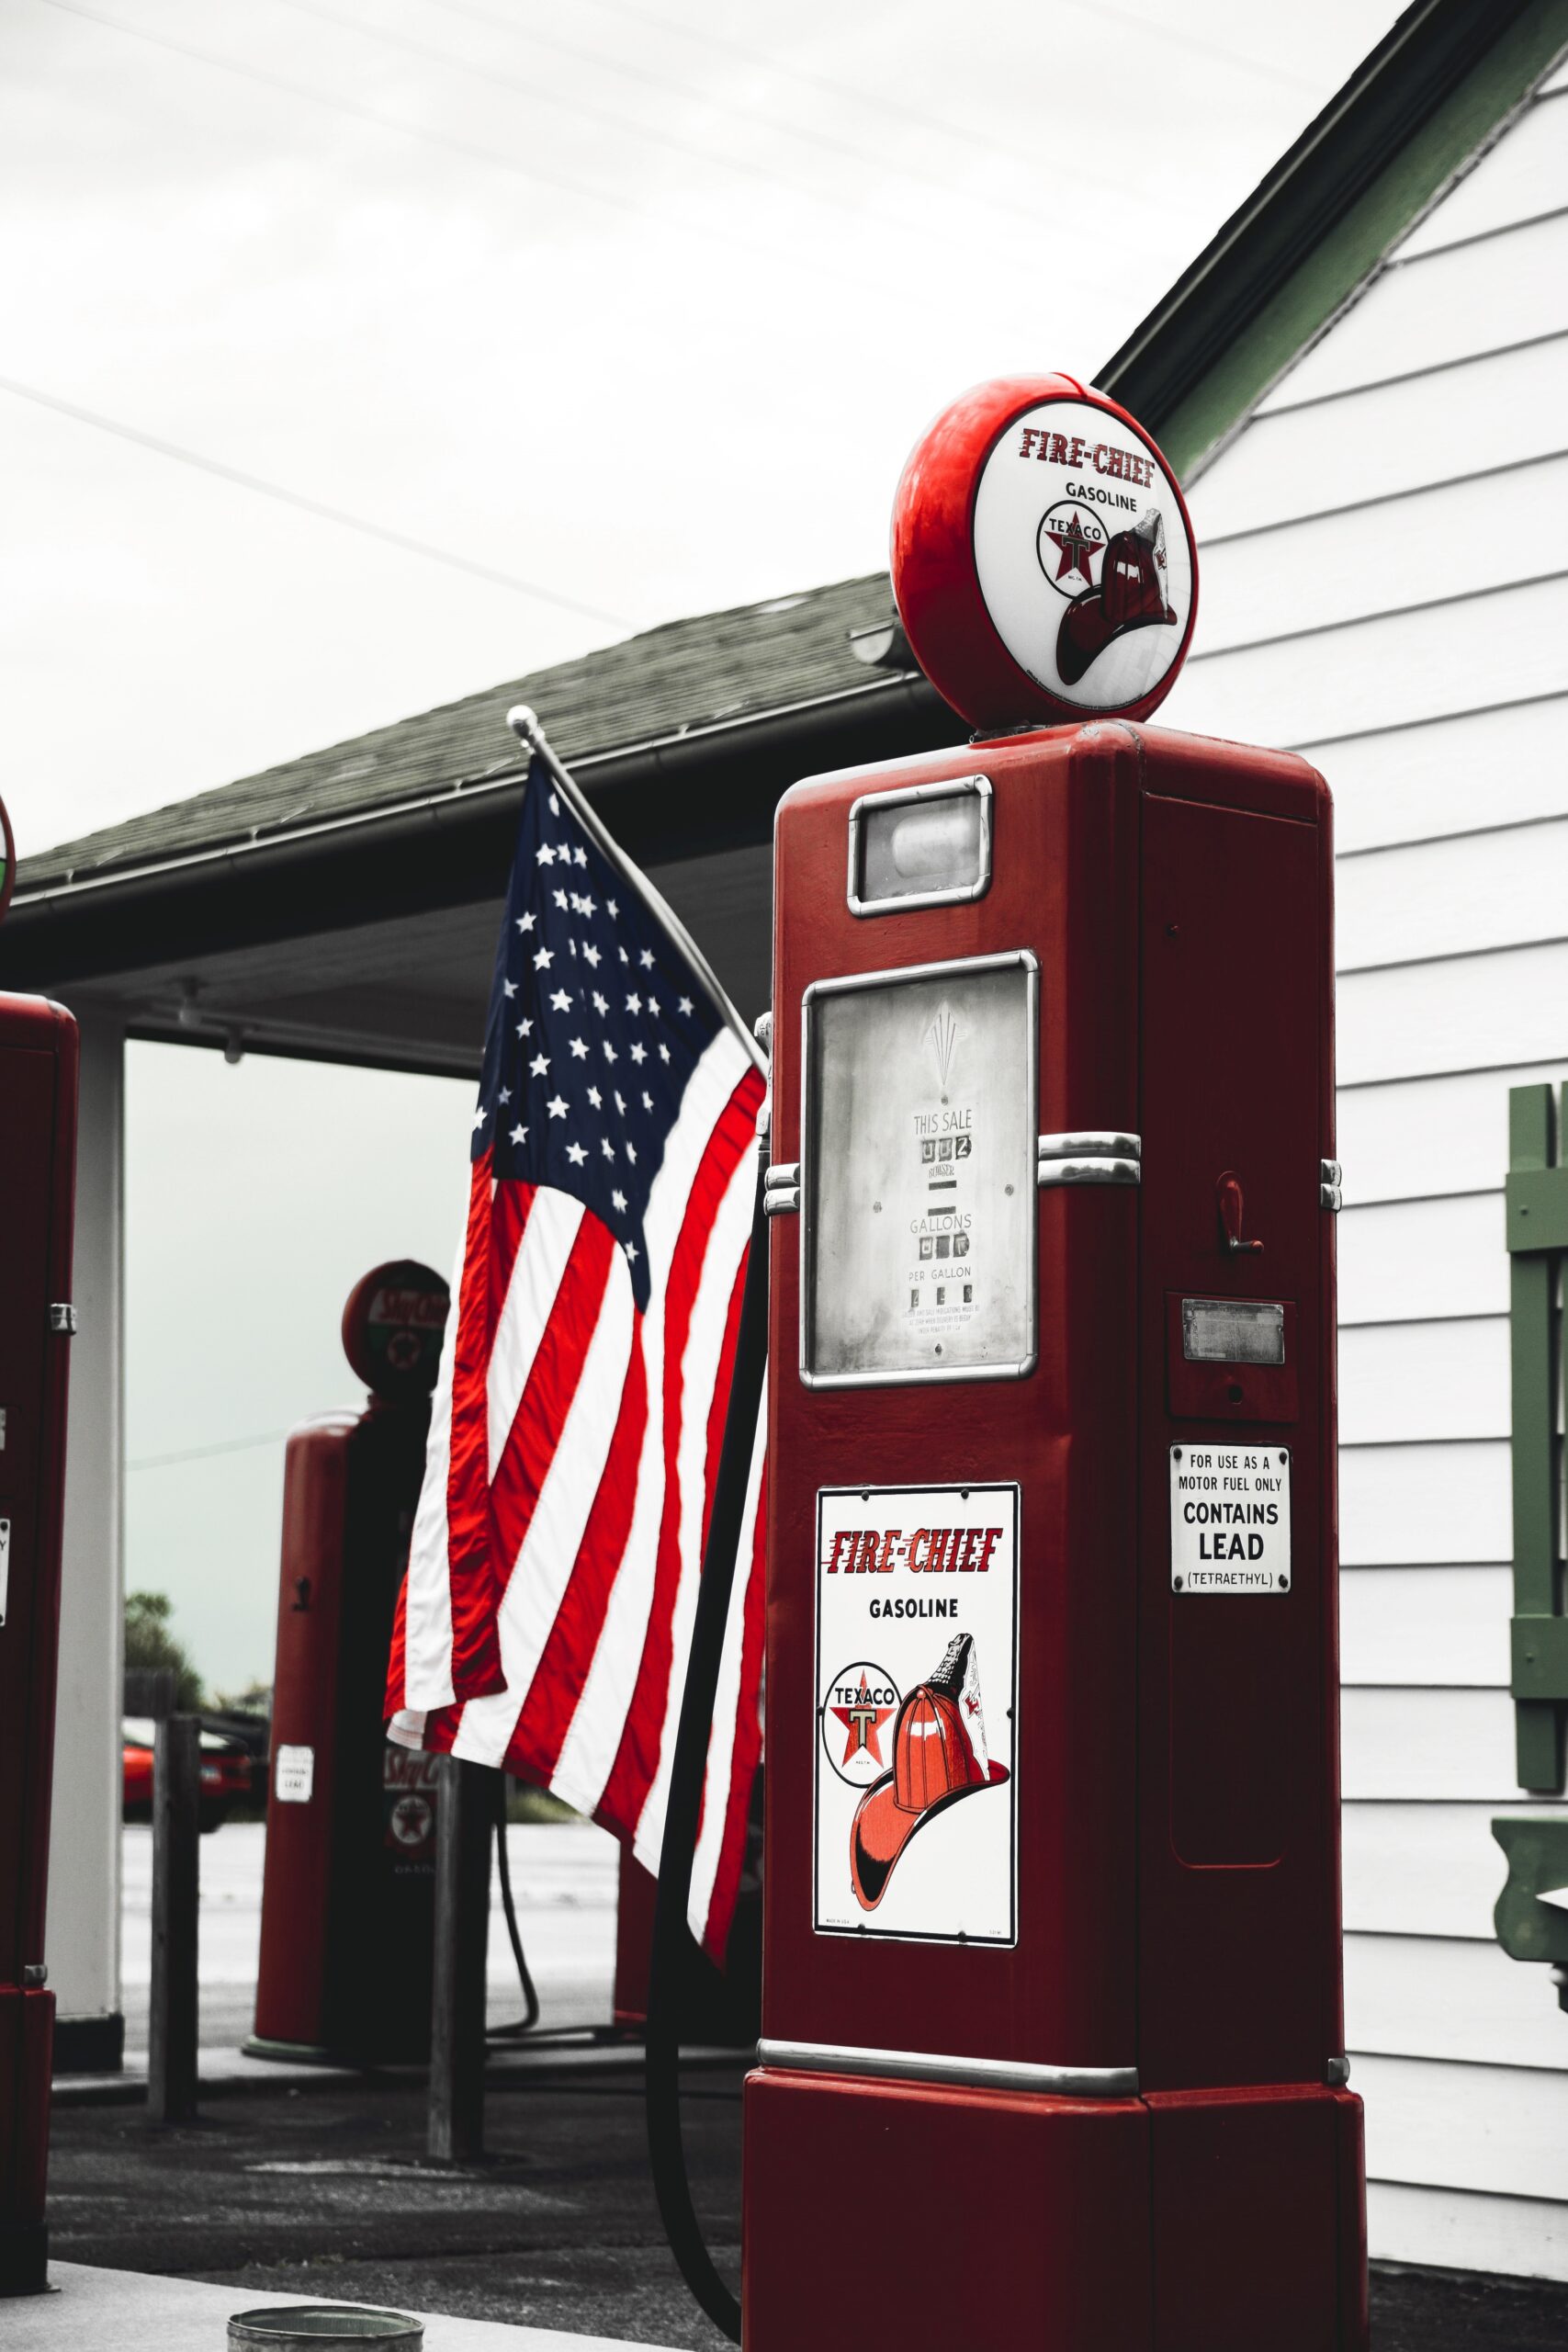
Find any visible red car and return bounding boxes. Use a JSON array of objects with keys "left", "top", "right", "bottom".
[{"left": 121, "top": 1717, "right": 253, "bottom": 1833}]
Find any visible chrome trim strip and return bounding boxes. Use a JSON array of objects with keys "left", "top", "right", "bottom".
[
  {"left": 1039, "top": 1130, "right": 1141, "bottom": 1161},
  {"left": 846, "top": 774, "right": 994, "bottom": 918},
  {"left": 1038, "top": 1156, "right": 1140, "bottom": 1189},
  {"left": 1320, "top": 1182, "right": 1342, "bottom": 1213},
  {"left": 1320, "top": 1158, "right": 1342, "bottom": 1186},
  {"left": 764, "top": 1161, "right": 800, "bottom": 1191},
  {"left": 762, "top": 1187, "right": 800, "bottom": 1218},
  {"left": 757, "top": 2038, "right": 1138, "bottom": 2099}
]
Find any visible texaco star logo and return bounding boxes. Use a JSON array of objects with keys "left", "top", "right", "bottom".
[
  {"left": 1037, "top": 500, "right": 1107, "bottom": 596},
  {"left": 820, "top": 1661, "right": 901, "bottom": 1787}
]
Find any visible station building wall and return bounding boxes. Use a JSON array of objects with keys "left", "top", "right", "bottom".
[{"left": 1160, "top": 50, "right": 1568, "bottom": 2282}]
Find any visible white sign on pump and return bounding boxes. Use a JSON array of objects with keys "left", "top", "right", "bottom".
[
  {"left": 814, "top": 1483, "right": 1019, "bottom": 1945},
  {"left": 1169, "top": 1444, "right": 1292, "bottom": 1594}
]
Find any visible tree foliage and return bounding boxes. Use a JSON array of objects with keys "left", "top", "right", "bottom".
[{"left": 124, "top": 1589, "right": 205, "bottom": 1712}]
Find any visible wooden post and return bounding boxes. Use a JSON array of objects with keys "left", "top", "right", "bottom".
[
  {"left": 147, "top": 1714, "right": 200, "bottom": 2124},
  {"left": 427, "top": 1755, "right": 491, "bottom": 2163}
]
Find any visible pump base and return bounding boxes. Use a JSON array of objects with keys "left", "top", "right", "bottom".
[{"left": 742, "top": 2066, "right": 1367, "bottom": 2350}]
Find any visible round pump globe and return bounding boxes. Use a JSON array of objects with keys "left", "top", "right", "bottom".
[{"left": 889, "top": 373, "right": 1199, "bottom": 733}]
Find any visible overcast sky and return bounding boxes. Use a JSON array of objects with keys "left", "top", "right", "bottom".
[{"left": 4, "top": 0, "right": 1393, "bottom": 1690}]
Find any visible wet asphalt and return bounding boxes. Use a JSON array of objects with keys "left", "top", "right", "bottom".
[{"left": 45, "top": 2057, "right": 1568, "bottom": 2350}]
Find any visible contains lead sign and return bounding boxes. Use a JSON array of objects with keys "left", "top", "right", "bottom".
[{"left": 1169, "top": 1444, "right": 1292, "bottom": 1594}]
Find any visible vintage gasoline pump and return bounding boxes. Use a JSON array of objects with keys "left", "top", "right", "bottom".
[
  {"left": 249, "top": 1261, "right": 451, "bottom": 2064},
  {"left": 0, "top": 795, "right": 78, "bottom": 2297},
  {"left": 739, "top": 378, "right": 1368, "bottom": 2349}
]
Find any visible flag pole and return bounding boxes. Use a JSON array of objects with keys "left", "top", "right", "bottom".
[
  {"left": 506, "top": 706, "right": 765, "bottom": 1075},
  {"left": 643, "top": 1103, "right": 769, "bottom": 2347}
]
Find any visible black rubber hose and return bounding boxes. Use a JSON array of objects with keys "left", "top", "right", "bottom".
[
  {"left": 646, "top": 1129, "right": 769, "bottom": 2346},
  {"left": 490, "top": 1775, "right": 540, "bottom": 2037}
]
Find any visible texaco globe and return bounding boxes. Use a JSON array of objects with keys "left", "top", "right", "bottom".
[{"left": 890, "top": 374, "right": 1199, "bottom": 732}]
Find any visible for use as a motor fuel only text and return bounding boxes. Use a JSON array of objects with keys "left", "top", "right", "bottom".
[{"left": 1168, "top": 1443, "right": 1292, "bottom": 1594}]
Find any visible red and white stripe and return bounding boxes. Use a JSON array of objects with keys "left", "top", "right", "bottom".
[{"left": 388, "top": 1027, "right": 766, "bottom": 1960}]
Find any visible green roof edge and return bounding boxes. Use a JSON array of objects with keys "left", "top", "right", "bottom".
[{"left": 1101, "top": 0, "right": 1568, "bottom": 480}]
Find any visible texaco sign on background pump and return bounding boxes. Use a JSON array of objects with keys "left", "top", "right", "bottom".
[{"left": 742, "top": 376, "right": 1368, "bottom": 2349}]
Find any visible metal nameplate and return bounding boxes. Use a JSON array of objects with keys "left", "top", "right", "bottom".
[{"left": 1181, "top": 1297, "right": 1285, "bottom": 1365}]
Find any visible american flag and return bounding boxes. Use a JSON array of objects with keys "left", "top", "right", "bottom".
[{"left": 387, "top": 742, "right": 768, "bottom": 1961}]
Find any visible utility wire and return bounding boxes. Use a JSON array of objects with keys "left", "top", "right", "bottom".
[
  {"left": 35, "top": 0, "right": 863, "bottom": 291},
  {"left": 275, "top": 0, "right": 942, "bottom": 221},
  {"left": 128, "top": 1430, "right": 293, "bottom": 1472},
  {"left": 592, "top": 0, "right": 1320, "bottom": 106},
  {"left": 426, "top": 0, "right": 1165, "bottom": 225},
  {"left": 0, "top": 372, "right": 635, "bottom": 627},
  {"left": 269, "top": 0, "right": 1103, "bottom": 270}
]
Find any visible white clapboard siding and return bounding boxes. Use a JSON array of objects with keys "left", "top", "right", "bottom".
[
  {"left": 1339, "top": 1317, "right": 1507, "bottom": 1445},
  {"left": 1339, "top": 940, "right": 1568, "bottom": 1088},
  {"left": 1340, "top": 1566, "right": 1512, "bottom": 1687},
  {"left": 1337, "top": 1062, "right": 1568, "bottom": 1206},
  {"left": 1343, "top": 1688, "right": 1516, "bottom": 1801},
  {"left": 1257, "top": 210, "right": 1568, "bottom": 413},
  {"left": 1348, "top": 1930, "right": 1568, "bottom": 2070},
  {"left": 1310, "top": 695, "right": 1568, "bottom": 855},
  {"left": 1342, "top": 1801, "right": 1537, "bottom": 1941},
  {"left": 1337, "top": 820, "right": 1568, "bottom": 972},
  {"left": 1164, "top": 572, "right": 1568, "bottom": 753},
  {"left": 1398, "top": 90, "right": 1568, "bottom": 260},
  {"left": 1195, "top": 453, "right": 1568, "bottom": 659},
  {"left": 1355, "top": 2054, "right": 1568, "bottom": 2202},
  {"left": 1368, "top": 2181, "right": 1568, "bottom": 2287},
  {"left": 1187, "top": 336, "right": 1568, "bottom": 541},
  {"left": 1341, "top": 1440, "right": 1509, "bottom": 1565},
  {"left": 1338, "top": 1193, "right": 1506, "bottom": 1323},
  {"left": 1182, "top": 73, "right": 1568, "bottom": 2285}
]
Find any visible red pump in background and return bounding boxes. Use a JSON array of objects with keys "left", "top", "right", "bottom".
[
  {"left": 248, "top": 1261, "right": 450, "bottom": 2065},
  {"left": 0, "top": 795, "right": 80, "bottom": 2297},
  {"left": 739, "top": 381, "right": 1369, "bottom": 2351}
]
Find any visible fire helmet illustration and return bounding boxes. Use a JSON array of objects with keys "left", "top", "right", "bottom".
[
  {"left": 1055, "top": 506, "right": 1178, "bottom": 685},
  {"left": 849, "top": 1630, "right": 1008, "bottom": 1910}
]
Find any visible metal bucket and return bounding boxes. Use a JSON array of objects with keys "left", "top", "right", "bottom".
[{"left": 228, "top": 2308, "right": 423, "bottom": 2349}]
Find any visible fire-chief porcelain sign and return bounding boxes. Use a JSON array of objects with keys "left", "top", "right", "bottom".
[
  {"left": 889, "top": 373, "right": 1199, "bottom": 732},
  {"left": 814, "top": 1483, "right": 1019, "bottom": 1946}
]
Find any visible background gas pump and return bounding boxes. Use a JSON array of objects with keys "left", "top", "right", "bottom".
[
  {"left": 249, "top": 1260, "right": 451, "bottom": 2064},
  {"left": 0, "top": 793, "right": 79, "bottom": 2295},
  {"left": 735, "top": 378, "right": 1368, "bottom": 2351}
]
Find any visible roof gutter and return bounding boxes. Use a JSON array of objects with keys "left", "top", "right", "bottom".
[{"left": 0, "top": 668, "right": 960, "bottom": 990}]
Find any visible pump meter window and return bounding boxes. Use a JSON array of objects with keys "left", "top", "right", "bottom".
[{"left": 800, "top": 951, "right": 1038, "bottom": 1385}]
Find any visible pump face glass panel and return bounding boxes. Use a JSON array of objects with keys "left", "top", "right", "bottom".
[
  {"left": 847, "top": 775, "right": 992, "bottom": 915},
  {"left": 800, "top": 951, "right": 1038, "bottom": 1387}
]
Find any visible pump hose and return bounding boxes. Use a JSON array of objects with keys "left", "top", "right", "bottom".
[
  {"left": 646, "top": 1126, "right": 770, "bottom": 2346},
  {"left": 490, "top": 1774, "right": 541, "bottom": 2038}
]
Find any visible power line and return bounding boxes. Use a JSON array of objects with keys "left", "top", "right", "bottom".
[
  {"left": 580, "top": 0, "right": 1061, "bottom": 166},
  {"left": 419, "top": 0, "right": 1078, "bottom": 231},
  {"left": 128, "top": 1429, "right": 293, "bottom": 1472},
  {"left": 0, "top": 373, "right": 635, "bottom": 626},
  {"left": 592, "top": 0, "right": 1320, "bottom": 107},
  {"left": 272, "top": 0, "right": 1111, "bottom": 269},
  {"left": 35, "top": 0, "right": 857, "bottom": 290},
  {"left": 427, "top": 0, "right": 1166, "bottom": 226},
  {"left": 274, "top": 0, "right": 921, "bottom": 221}
]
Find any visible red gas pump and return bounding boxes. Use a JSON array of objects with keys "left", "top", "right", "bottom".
[
  {"left": 740, "top": 379, "right": 1367, "bottom": 2350},
  {"left": 249, "top": 1261, "right": 451, "bottom": 2064},
  {"left": 0, "top": 796, "right": 79, "bottom": 2296}
]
